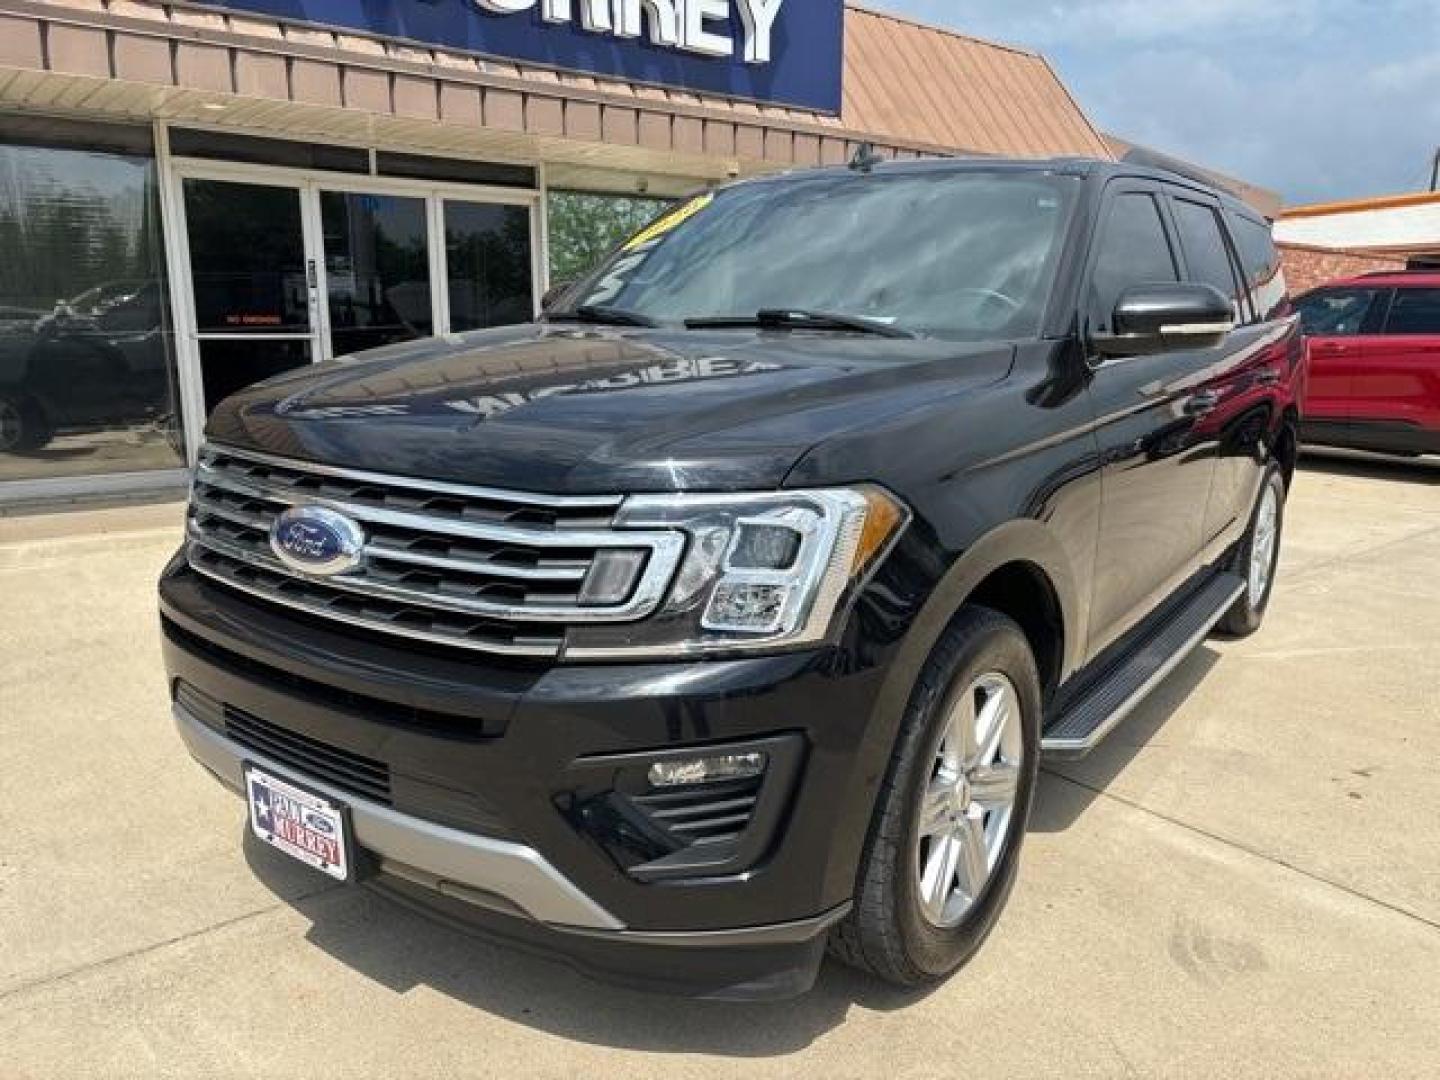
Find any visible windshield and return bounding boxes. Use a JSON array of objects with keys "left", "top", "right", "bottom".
[{"left": 558, "top": 169, "right": 1080, "bottom": 341}]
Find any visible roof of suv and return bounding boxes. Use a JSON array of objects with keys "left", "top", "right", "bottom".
[{"left": 759, "top": 156, "right": 1262, "bottom": 221}]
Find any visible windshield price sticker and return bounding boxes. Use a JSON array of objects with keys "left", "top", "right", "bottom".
[{"left": 623, "top": 194, "right": 716, "bottom": 252}]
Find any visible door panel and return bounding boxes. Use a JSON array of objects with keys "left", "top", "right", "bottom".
[
  {"left": 1083, "top": 187, "right": 1217, "bottom": 655},
  {"left": 1354, "top": 338, "right": 1440, "bottom": 429},
  {"left": 1165, "top": 193, "right": 1288, "bottom": 550},
  {"left": 1353, "top": 288, "right": 1440, "bottom": 436},
  {"left": 1294, "top": 286, "right": 1390, "bottom": 432},
  {"left": 1086, "top": 356, "right": 1221, "bottom": 653},
  {"left": 1306, "top": 337, "right": 1360, "bottom": 423}
]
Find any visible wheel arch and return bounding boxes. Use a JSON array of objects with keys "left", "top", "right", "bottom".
[
  {"left": 1274, "top": 407, "right": 1300, "bottom": 489},
  {"left": 857, "top": 518, "right": 1084, "bottom": 773},
  {"left": 824, "top": 519, "right": 1082, "bottom": 915}
]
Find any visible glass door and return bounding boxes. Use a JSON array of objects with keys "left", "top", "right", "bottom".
[
  {"left": 181, "top": 177, "right": 319, "bottom": 414},
  {"left": 173, "top": 163, "right": 539, "bottom": 447},
  {"left": 442, "top": 199, "right": 536, "bottom": 331},
  {"left": 317, "top": 190, "right": 433, "bottom": 358}
]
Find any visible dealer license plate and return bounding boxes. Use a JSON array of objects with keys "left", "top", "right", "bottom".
[{"left": 244, "top": 764, "right": 351, "bottom": 882}]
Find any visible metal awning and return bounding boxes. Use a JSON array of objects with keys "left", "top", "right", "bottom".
[{"left": 0, "top": 0, "right": 1112, "bottom": 187}]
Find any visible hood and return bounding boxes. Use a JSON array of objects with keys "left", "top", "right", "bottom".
[{"left": 207, "top": 324, "right": 1015, "bottom": 493}]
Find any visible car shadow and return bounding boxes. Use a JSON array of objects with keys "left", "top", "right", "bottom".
[
  {"left": 236, "top": 642, "right": 1219, "bottom": 1052},
  {"left": 241, "top": 829, "right": 932, "bottom": 1057},
  {"left": 1030, "top": 644, "right": 1221, "bottom": 833},
  {"left": 1298, "top": 447, "right": 1440, "bottom": 485}
]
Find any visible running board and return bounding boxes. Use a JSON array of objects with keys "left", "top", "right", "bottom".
[{"left": 1041, "top": 572, "right": 1246, "bottom": 760}]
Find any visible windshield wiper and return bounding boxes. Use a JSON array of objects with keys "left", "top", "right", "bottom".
[
  {"left": 548, "top": 304, "right": 659, "bottom": 328},
  {"left": 685, "top": 309, "right": 916, "bottom": 339}
]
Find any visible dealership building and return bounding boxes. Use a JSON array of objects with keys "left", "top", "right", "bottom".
[{"left": 0, "top": 0, "right": 1162, "bottom": 502}]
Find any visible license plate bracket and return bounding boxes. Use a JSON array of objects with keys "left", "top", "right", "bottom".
[{"left": 244, "top": 762, "right": 354, "bottom": 883}]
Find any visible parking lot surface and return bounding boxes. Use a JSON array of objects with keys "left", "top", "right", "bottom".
[{"left": 2, "top": 453, "right": 1439, "bottom": 1079}]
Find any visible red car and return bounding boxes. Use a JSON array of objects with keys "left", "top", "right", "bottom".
[{"left": 1296, "top": 272, "right": 1440, "bottom": 456}]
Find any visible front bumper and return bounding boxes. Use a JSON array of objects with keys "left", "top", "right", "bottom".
[
  {"left": 160, "top": 556, "right": 899, "bottom": 998},
  {"left": 175, "top": 702, "right": 622, "bottom": 929}
]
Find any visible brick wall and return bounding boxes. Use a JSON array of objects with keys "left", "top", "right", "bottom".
[{"left": 1280, "top": 243, "right": 1406, "bottom": 295}]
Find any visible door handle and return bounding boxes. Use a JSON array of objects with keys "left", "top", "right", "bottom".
[
  {"left": 1185, "top": 391, "right": 1221, "bottom": 416},
  {"left": 1254, "top": 367, "right": 1282, "bottom": 386}
]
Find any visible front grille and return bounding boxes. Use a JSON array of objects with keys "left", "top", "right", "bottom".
[
  {"left": 185, "top": 445, "right": 685, "bottom": 657},
  {"left": 225, "top": 708, "right": 392, "bottom": 804},
  {"left": 175, "top": 681, "right": 391, "bottom": 804},
  {"left": 630, "top": 776, "right": 764, "bottom": 846}
]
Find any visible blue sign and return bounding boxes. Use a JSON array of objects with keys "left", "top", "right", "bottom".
[{"left": 208, "top": 0, "right": 844, "bottom": 113}]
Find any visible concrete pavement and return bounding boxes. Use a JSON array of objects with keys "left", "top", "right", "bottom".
[{"left": 2, "top": 452, "right": 1438, "bottom": 1078}]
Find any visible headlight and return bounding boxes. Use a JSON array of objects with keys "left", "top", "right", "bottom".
[{"left": 564, "top": 486, "right": 909, "bottom": 659}]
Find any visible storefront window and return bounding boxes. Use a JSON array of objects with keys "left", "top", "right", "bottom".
[
  {"left": 546, "top": 191, "right": 672, "bottom": 284},
  {"left": 0, "top": 130, "right": 182, "bottom": 484}
]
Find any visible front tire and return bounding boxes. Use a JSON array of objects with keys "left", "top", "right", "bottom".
[
  {"left": 830, "top": 607, "right": 1041, "bottom": 987},
  {"left": 1216, "top": 464, "right": 1286, "bottom": 638}
]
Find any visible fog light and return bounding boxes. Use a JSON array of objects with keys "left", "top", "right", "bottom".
[{"left": 647, "top": 752, "right": 766, "bottom": 788}]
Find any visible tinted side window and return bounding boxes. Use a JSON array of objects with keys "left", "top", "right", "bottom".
[
  {"left": 1384, "top": 288, "right": 1440, "bottom": 335},
  {"left": 1091, "top": 192, "right": 1178, "bottom": 331},
  {"left": 1230, "top": 213, "right": 1287, "bottom": 320},
  {"left": 1295, "top": 288, "right": 1384, "bottom": 337},
  {"left": 1172, "top": 198, "right": 1244, "bottom": 319}
]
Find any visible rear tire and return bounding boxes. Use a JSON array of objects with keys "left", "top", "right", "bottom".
[
  {"left": 830, "top": 607, "right": 1041, "bottom": 987},
  {"left": 0, "top": 393, "right": 51, "bottom": 453},
  {"left": 1216, "top": 464, "right": 1286, "bottom": 638}
]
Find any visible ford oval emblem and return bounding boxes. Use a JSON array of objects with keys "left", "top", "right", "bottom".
[{"left": 269, "top": 506, "right": 365, "bottom": 577}]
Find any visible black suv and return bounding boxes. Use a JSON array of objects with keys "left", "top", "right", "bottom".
[{"left": 160, "top": 159, "right": 1301, "bottom": 1000}]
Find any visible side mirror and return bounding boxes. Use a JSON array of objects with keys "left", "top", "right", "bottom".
[
  {"left": 541, "top": 280, "right": 575, "bottom": 312},
  {"left": 1092, "top": 283, "right": 1235, "bottom": 358}
]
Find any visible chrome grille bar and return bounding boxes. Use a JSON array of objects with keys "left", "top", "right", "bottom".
[
  {"left": 185, "top": 444, "right": 688, "bottom": 655},
  {"left": 195, "top": 458, "right": 650, "bottom": 550},
  {"left": 195, "top": 443, "right": 622, "bottom": 511},
  {"left": 187, "top": 547, "right": 566, "bottom": 658},
  {"left": 364, "top": 542, "right": 589, "bottom": 583}
]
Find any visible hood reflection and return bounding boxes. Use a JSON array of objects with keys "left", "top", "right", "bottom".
[{"left": 442, "top": 354, "right": 783, "bottom": 422}]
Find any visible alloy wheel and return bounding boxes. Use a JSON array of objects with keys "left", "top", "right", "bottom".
[
  {"left": 1249, "top": 482, "right": 1280, "bottom": 607},
  {"left": 913, "top": 671, "right": 1025, "bottom": 929}
]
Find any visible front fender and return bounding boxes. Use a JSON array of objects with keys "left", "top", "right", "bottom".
[{"left": 816, "top": 517, "right": 1086, "bottom": 906}]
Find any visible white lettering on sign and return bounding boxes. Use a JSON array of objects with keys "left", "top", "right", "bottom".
[
  {"left": 615, "top": 0, "right": 679, "bottom": 48},
  {"left": 472, "top": 0, "right": 783, "bottom": 64},
  {"left": 735, "top": 0, "right": 782, "bottom": 63}
]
